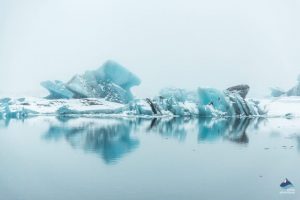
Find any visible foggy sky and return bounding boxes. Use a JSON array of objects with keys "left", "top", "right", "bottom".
[{"left": 0, "top": 0, "right": 300, "bottom": 98}]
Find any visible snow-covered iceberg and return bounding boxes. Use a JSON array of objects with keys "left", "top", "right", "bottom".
[
  {"left": 41, "top": 60, "right": 141, "bottom": 104},
  {"left": 0, "top": 59, "right": 265, "bottom": 119},
  {"left": 0, "top": 88, "right": 263, "bottom": 119},
  {"left": 0, "top": 97, "right": 126, "bottom": 119}
]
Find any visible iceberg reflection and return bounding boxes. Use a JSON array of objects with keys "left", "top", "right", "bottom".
[
  {"left": 43, "top": 118, "right": 140, "bottom": 164},
  {"left": 146, "top": 117, "right": 189, "bottom": 141},
  {"left": 198, "top": 118, "right": 263, "bottom": 144},
  {"left": 41, "top": 116, "right": 266, "bottom": 164}
]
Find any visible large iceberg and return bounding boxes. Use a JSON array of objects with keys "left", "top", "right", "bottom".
[{"left": 41, "top": 60, "right": 141, "bottom": 104}]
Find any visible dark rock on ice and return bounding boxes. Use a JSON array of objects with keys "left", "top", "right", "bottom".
[{"left": 226, "top": 84, "right": 250, "bottom": 99}]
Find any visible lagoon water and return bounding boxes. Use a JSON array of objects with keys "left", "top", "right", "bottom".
[{"left": 0, "top": 116, "right": 299, "bottom": 200}]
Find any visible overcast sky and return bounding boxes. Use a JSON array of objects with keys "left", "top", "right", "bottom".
[{"left": 0, "top": 0, "right": 299, "bottom": 98}]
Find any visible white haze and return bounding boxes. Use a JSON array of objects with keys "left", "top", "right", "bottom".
[{"left": 0, "top": 0, "right": 299, "bottom": 98}]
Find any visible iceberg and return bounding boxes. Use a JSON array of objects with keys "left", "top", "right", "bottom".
[
  {"left": 159, "top": 87, "right": 197, "bottom": 102},
  {"left": 0, "top": 97, "right": 11, "bottom": 104},
  {"left": 0, "top": 97, "right": 126, "bottom": 119},
  {"left": 0, "top": 59, "right": 266, "bottom": 119},
  {"left": 125, "top": 85, "right": 263, "bottom": 117},
  {"left": 0, "top": 85, "right": 264, "bottom": 118},
  {"left": 270, "top": 74, "right": 300, "bottom": 97},
  {"left": 42, "top": 60, "right": 141, "bottom": 104},
  {"left": 197, "top": 86, "right": 264, "bottom": 117},
  {"left": 95, "top": 60, "right": 141, "bottom": 90},
  {"left": 286, "top": 82, "right": 300, "bottom": 96},
  {"left": 158, "top": 85, "right": 263, "bottom": 117},
  {"left": 41, "top": 80, "right": 74, "bottom": 99},
  {"left": 270, "top": 87, "right": 285, "bottom": 97},
  {"left": 198, "top": 88, "right": 231, "bottom": 116},
  {"left": 155, "top": 88, "right": 198, "bottom": 116}
]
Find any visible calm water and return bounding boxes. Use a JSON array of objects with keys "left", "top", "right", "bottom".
[{"left": 0, "top": 116, "right": 299, "bottom": 200}]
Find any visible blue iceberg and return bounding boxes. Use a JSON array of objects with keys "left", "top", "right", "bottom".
[
  {"left": 95, "top": 60, "right": 141, "bottom": 90},
  {"left": 197, "top": 86, "right": 264, "bottom": 117},
  {"left": 1, "top": 59, "right": 266, "bottom": 119},
  {"left": 134, "top": 85, "right": 264, "bottom": 117},
  {"left": 42, "top": 60, "right": 141, "bottom": 103},
  {"left": 270, "top": 74, "right": 300, "bottom": 97},
  {"left": 159, "top": 87, "right": 197, "bottom": 102},
  {"left": 41, "top": 80, "right": 74, "bottom": 99},
  {"left": 270, "top": 87, "right": 285, "bottom": 97}
]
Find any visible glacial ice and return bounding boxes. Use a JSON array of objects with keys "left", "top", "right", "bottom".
[
  {"left": 42, "top": 60, "right": 140, "bottom": 104},
  {"left": 286, "top": 83, "right": 300, "bottom": 96},
  {"left": 159, "top": 88, "right": 197, "bottom": 102},
  {"left": 198, "top": 88, "right": 231, "bottom": 116},
  {"left": 270, "top": 74, "right": 300, "bottom": 97},
  {"left": 41, "top": 80, "right": 74, "bottom": 99},
  {"left": 270, "top": 87, "right": 285, "bottom": 97},
  {"left": 0, "top": 85, "right": 265, "bottom": 118},
  {"left": 197, "top": 86, "right": 263, "bottom": 117},
  {"left": 96, "top": 60, "right": 141, "bottom": 90},
  {"left": 0, "top": 58, "right": 267, "bottom": 119},
  {"left": 123, "top": 85, "right": 263, "bottom": 117}
]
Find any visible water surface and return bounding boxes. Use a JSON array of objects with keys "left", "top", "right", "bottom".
[{"left": 0, "top": 116, "right": 299, "bottom": 200}]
